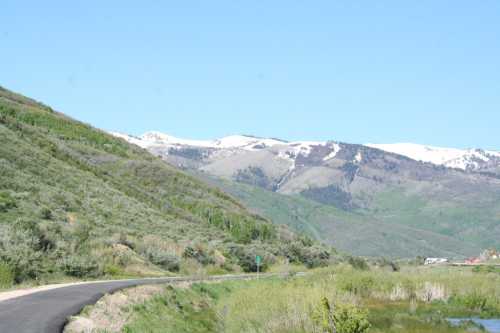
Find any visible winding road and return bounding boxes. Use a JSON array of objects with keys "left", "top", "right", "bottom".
[{"left": 0, "top": 273, "right": 279, "bottom": 333}]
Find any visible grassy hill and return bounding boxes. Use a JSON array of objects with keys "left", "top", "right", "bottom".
[
  {"left": 203, "top": 176, "right": 483, "bottom": 258},
  {"left": 0, "top": 87, "right": 329, "bottom": 287}
]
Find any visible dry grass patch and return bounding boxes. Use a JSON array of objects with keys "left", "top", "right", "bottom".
[{"left": 64, "top": 284, "right": 180, "bottom": 333}]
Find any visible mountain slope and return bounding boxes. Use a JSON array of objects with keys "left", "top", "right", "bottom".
[
  {"left": 366, "top": 143, "right": 500, "bottom": 173},
  {"left": 0, "top": 87, "right": 328, "bottom": 286},
  {"left": 202, "top": 175, "right": 481, "bottom": 258},
  {"left": 113, "top": 131, "right": 500, "bottom": 258}
]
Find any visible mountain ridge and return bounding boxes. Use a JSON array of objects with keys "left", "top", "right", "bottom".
[
  {"left": 112, "top": 131, "right": 499, "bottom": 173},
  {"left": 111, "top": 130, "right": 500, "bottom": 258}
]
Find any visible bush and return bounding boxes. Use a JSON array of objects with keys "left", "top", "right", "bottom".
[
  {"left": 12, "top": 218, "right": 55, "bottom": 251},
  {"left": 374, "top": 258, "right": 400, "bottom": 272},
  {"left": 183, "top": 244, "right": 215, "bottom": 266},
  {"left": 348, "top": 256, "right": 369, "bottom": 271},
  {"left": 59, "top": 254, "right": 101, "bottom": 278},
  {"left": 312, "top": 298, "right": 371, "bottom": 333},
  {"left": 300, "top": 246, "right": 330, "bottom": 268},
  {"left": 0, "top": 262, "right": 14, "bottom": 288},
  {"left": 40, "top": 207, "right": 53, "bottom": 220},
  {"left": 117, "top": 233, "right": 136, "bottom": 250},
  {"left": 146, "top": 248, "right": 180, "bottom": 272},
  {"left": 280, "top": 242, "right": 330, "bottom": 268},
  {"left": 449, "top": 293, "right": 500, "bottom": 315},
  {"left": 334, "top": 303, "right": 371, "bottom": 333},
  {"left": 104, "top": 264, "right": 124, "bottom": 277},
  {"left": 0, "top": 191, "right": 17, "bottom": 212},
  {"left": 0, "top": 226, "right": 45, "bottom": 282},
  {"left": 226, "top": 244, "right": 271, "bottom": 273}
]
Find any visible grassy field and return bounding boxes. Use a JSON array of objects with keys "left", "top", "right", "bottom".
[{"left": 106, "top": 264, "right": 500, "bottom": 333}]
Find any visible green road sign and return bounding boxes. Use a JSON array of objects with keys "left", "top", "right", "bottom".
[{"left": 256, "top": 255, "right": 261, "bottom": 265}]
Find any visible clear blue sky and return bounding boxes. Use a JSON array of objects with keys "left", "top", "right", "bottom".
[{"left": 1, "top": 1, "right": 499, "bottom": 149}]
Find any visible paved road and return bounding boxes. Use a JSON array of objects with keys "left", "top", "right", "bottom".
[{"left": 0, "top": 273, "right": 277, "bottom": 333}]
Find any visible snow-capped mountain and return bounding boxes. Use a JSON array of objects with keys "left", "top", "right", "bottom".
[
  {"left": 111, "top": 131, "right": 344, "bottom": 191},
  {"left": 111, "top": 130, "right": 497, "bottom": 198},
  {"left": 112, "top": 131, "right": 499, "bottom": 174},
  {"left": 111, "top": 131, "right": 339, "bottom": 162},
  {"left": 112, "top": 131, "right": 288, "bottom": 151},
  {"left": 111, "top": 130, "right": 500, "bottom": 258},
  {"left": 366, "top": 143, "right": 500, "bottom": 171}
]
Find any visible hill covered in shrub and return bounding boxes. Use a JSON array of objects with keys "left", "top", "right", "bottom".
[{"left": 0, "top": 87, "right": 331, "bottom": 287}]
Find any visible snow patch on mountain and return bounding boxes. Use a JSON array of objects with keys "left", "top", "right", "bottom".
[
  {"left": 110, "top": 132, "right": 149, "bottom": 148},
  {"left": 488, "top": 150, "right": 500, "bottom": 158},
  {"left": 112, "top": 131, "right": 338, "bottom": 158},
  {"left": 323, "top": 143, "right": 342, "bottom": 161},
  {"left": 288, "top": 141, "right": 325, "bottom": 157},
  {"left": 141, "top": 131, "right": 216, "bottom": 148},
  {"left": 113, "top": 131, "right": 288, "bottom": 152},
  {"left": 354, "top": 151, "right": 363, "bottom": 163},
  {"left": 366, "top": 143, "right": 499, "bottom": 171},
  {"left": 213, "top": 135, "right": 287, "bottom": 150}
]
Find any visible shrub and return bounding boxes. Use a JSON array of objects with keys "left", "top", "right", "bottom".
[
  {"left": 0, "top": 191, "right": 17, "bottom": 212},
  {"left": 374, "top": 257, "right": 400, "bottom": 272},
  {"left": 72, "top": 222, "right": 93, "bottom": 250},
  {"left": 59, "top": 254, "right": 101, "bottom": 278},
  {"left": 312, "top": 297, "right": 371, "bottom": 333},
  {"left": 312, "top": 297, "right": 337, "bottom": 333},
  {"left": 299, "top": 235, "right": 314, "bottom": 247},
  {"left": 117, "top": 233, "right": 136, "bottom": 250},
  {"left": 280, "top": 242, "right": 330, "bottom": 268},
  {"left": 183, "top": 244, "right": 215, "bottom": 266},
  {"left": 389, "top": 261, "right": 400, "bottom": 272},
  {"left": 0, "top": 262, "right": 14, "bottom": 288},
  {"left": 40, "top": 207, "right": 53, "bottom": 220},
  {"left": 115, "top": 250, "right": 132, "bottom": 267},
  {"left": 348, "top": 256, "right": 369, "bottom": 271},
  {"left": 13, "top": 218, "right": 55, "bottom": 251},
  {"left": 226, "top": 244, "right": 271, "bottom": 273},
  {"left": 145, "top": 248, "right": 180, "bottom": 272},
  {"left": 334, "top": 303, "right": 371, "bottom": 333},
  {"left": 104, "top": 264, "right": 123, "bottom": 277},
  {"left": 300, "top": 246, "right": 330, "bottom": 268},
  {"left": 449, "top": 293, "right": 500, "bottom": 315},
  {"left": 0, "top": 226, "right": 45, "bottom": 282}
]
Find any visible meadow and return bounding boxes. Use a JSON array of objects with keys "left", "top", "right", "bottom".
[{"left": 97, "top": 263, "right": 500, "bottom": 333}]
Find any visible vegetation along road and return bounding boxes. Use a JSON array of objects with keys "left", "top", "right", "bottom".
[{"left": 0, "top": 273, "right": 283, "bottom": 333}]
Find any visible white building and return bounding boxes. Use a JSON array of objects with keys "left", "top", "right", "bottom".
[{"left": 424, "top": 258, "right": 449, "bottom": 265}]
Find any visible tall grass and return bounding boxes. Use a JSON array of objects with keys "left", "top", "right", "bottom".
[{"left": 121, "top": 265, "right": 500, "bottom": 332}]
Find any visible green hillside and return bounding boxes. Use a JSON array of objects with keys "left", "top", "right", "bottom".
[
  {"left": 0, "top": 87, "right": 329, "bottom": 286},
  {"left": 204, "top": 176, "right": 483, "bottom": 258}
]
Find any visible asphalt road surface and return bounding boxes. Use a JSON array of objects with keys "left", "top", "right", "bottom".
[{"left": 0, "top": 273, "right": 276, "bottom": 333}]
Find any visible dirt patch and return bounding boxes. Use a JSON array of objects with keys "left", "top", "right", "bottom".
[{"left": 64, "top": 282, "right": 192, "bottom": 333}]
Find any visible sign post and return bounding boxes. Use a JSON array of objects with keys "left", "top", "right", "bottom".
[{"left": 256, "top": 255, "right": 262, "bottom": 278}]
